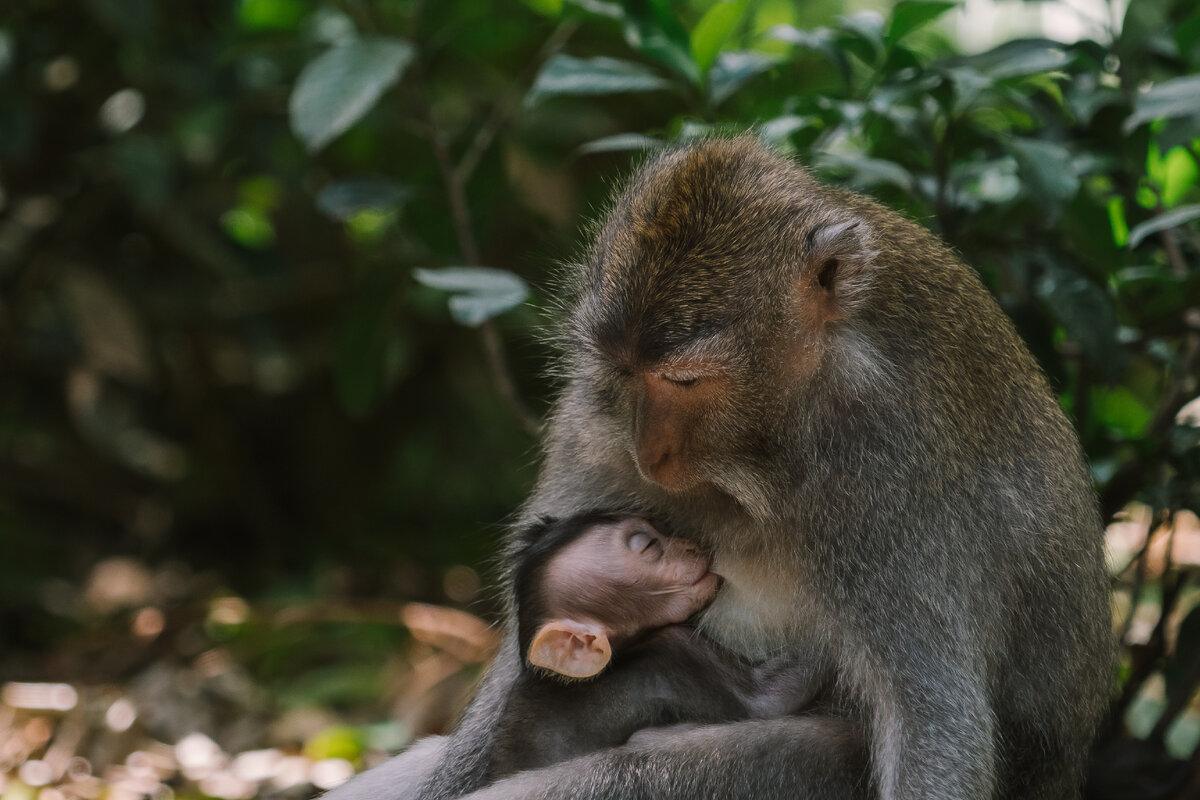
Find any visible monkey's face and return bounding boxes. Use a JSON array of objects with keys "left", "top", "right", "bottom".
[
  {"left": 568, "top": 324, "right": 788, "bottom": 521},
  {"left": 567, "top": 231, "right": 803, "bottom": 515},
  {"left": 566, "top": 139, "right": 880, "bottom": 521}
]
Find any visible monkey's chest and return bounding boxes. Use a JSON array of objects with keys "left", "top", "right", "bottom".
[{"left": 697, "top": 552, "right": 824, "bottom": 660}]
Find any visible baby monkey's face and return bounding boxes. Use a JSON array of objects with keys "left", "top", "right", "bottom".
[{"left": 543, "top": 517, "right": 720, "bottom": 643}]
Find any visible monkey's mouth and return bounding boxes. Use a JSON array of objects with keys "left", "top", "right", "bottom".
[{"left": 691, "top": 571, "right": 722, "bottom": 594}]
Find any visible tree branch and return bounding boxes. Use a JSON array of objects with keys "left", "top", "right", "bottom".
[
  {"left": 455, "top": 20, "right": 579, "bottom": 185},
  {"left": 418, "top": 70, "right": 541, "bottom": 437}
]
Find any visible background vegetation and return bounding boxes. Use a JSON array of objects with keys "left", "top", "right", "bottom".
[{"left": 1, "top": 0, "right": 1199, "bottom": 797}]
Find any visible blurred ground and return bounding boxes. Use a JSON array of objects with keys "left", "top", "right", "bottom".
[{"left": 0, "top": 570, "right": 498, "bottom": 800}]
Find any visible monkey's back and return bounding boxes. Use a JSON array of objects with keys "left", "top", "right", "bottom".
[{"left": 809, "top": 173, "right": 1112, "bottom": 797}]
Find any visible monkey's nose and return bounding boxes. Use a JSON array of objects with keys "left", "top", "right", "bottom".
[
  {"left": 636, "top": 444, "right": 672, "bottom": 480},
  {"left": 638, "top": 448, "right": 692, "bottom": 491}
]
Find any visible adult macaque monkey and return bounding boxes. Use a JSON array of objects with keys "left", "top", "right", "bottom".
[{"left": 327, "top": 136, "right": 1110, "bottom": 800}]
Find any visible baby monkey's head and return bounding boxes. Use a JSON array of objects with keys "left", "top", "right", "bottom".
[{"left": 514, "top": 514, "right": 720, "bottom": 679}]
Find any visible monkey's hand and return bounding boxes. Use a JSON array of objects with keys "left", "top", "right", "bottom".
[
  {"left": 744, "top": 654, "right": 831, "bottom": 718},
  {"left": 624, "top": 722, "right": 704, "bottom": 749}
]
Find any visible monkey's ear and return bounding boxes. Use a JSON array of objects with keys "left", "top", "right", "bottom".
[
  {"left": 801, "top": 217, "right": 878, "bottom": 322},
  {"left": 527, "top": 619, "right": 613, "bottom": 679}
]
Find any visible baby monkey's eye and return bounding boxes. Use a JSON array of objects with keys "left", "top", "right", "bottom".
[
  {"left": 627, "top": 530, "right": 661, "bottom": 554},
  {"left": 665, "top": 376, "right": 698, "bottom": 387}
]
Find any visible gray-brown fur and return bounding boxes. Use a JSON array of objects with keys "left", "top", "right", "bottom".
[{"left": 324, "top": 136, "right": 1111, "bottom": 800}]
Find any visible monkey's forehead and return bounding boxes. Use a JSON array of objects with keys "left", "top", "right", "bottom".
[{"left": 572, "top": 138, "right": 817, "bottom": 359}]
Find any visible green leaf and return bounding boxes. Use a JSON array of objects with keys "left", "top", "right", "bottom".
[
  {"left": 1147, "top": 144, "right": 1199, "bottom": 208},
  {"left": 289, "top": 38, "right": 415, "bottom": 153},
  {"left": 1120, "top": 0, "right": 1170, "bottom": 56},
  {"left": 622, "top": 0, "right": 700, "bottom": 85},
  {"left": 1091, "top": 386, "right": 1152, "bottom": 439},
  {"left": 1007, "top": 138, "right": 1080, "bottom": 220},
  {"left": 1036, "top": 266, "right": 1118, "bottom": 374},
  {"left": 885, "top": 1, "right": 959, "bottom": 46},
  {"left": 317, "top": 178, "right": 411, "bottom": 220},
  {"left": 526, "top": 55, "right": 673, "bottom": 105},
  {"left": 942, "top": 39, "right": 1067, "bottom": 80},
  {"left": 939, "top": 66, "right": 993, "bottom": 113},
  {"left": 1127, "top": 204, "right": 1200, "bottom": 248},
  {"left": 954, "top": 157, "right": 1020, "bottom": 206},
  {"left": 691, "top": 1, "right": 746, "bottom": 76},
  {"left": 239, "top": 175, "right": 283, "bottom": 210},
  {"left": 759, "top": 115, "right": 819, "bottom": 146},
  {"left": 238, "top": 0, "right": 306, "bottom": 31},
  {"left": 1178, "top": 11, "right": 1200, "bottom": 64},
  {"left": 677, "top": 120, "right": 714, "bottom": 141},
  {"left": 1158, "top": 115, "right": 1200, "bottom": 153},
  {"left": 345, "top": 208, "right": 398, "bottom": 242},
  {"left": 521, "top": 0, "right": 563, "bottom": 17},
  {"left": 1166, "top": 713, "right": 1200, "bottom": 760},
  {"left": 1125, "top": 687, "right": 1165, "bottom": 738},
  {"left": 708, "top": 51, "right": 778, "bottom": 105},
  {"left": 1162, "top": 149, "right": 1199, "bottom": 207},
  {"left": 413, "top": 267, "right": 530, "bottom": 327},
  {"left": 305, "top": 726, "right": 367, "bottom": 762},
  {"left": 1136, "top": 184, "right": 1158, "bottom": 210},
  {"left": 1124, "top": 75, "right": 1200, "bottom": 133},
  {"left": 565, "top": 0, "right": 623, "bottom": 20},
  {"left": 577, "top": 133, "right": 662, "bottom": 155},
  {"left": 364, "top": 720, "right": 413, "bottom": 753},
  {"left": 987, "top": 46, "right": 1066, "bottom": 79},
  {"left": 766, "top": 25, "right": 850, "bottom": 82},
  {"left": 1022, "top": 73, "right": 1064, "bottom": 107},
  {"left": 221, "top": 206, "right": 275, "bottom": 248},
  {"left": 1067, "top": 80, "right": 1123, "bottom": 125},
  {"left": 1107, "top": 196, "right": 1129, "bottom": 246},
  {"left": 309, "top": 7, "right": 356, "bottom": 45},
  {"left": 836, "top": 11, "right": 886, "bottom": 64},
  {"left": 817, "top": 153, "right": 914, "bottom": 193}
]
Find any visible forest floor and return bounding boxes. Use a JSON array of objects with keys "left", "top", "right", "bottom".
[{"left": 0, "top": 567, "right": 497, "bottom": 800}]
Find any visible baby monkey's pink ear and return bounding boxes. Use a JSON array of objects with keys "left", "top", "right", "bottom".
[{"left": 527, "top": 619, "right": 613, "bottom": 679}]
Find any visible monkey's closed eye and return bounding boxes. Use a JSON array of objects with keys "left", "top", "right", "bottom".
[
  {"left": 627, "top": 531, "right": 661, "bottom": 553},
  {"left": 659, "top": 370, "right": 702, "bottom": 387}
]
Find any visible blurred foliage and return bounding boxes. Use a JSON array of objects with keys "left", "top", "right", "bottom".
[{"left": 1, "top": 0, "right": 1200, "bottom": 797}]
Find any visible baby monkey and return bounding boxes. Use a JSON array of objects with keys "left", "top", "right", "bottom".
[
  {"left": 487, "top": 513, "right": 835, "bottom": 777},
  {"left": 519, "top": 513, "right": 720, "bottom": 679}
]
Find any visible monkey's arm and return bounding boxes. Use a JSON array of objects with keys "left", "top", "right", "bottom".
[
  {"left": 317, "top": 736, "right": 446, "bottom": 800},
  {"left": 458, "top": 716, "right": 871, "bottom": 800},
  {"left": 491, "top": 627, "right": 755, "bottom": 775},
  {"left": 406, "top": 635, "right": 526, "bottom": 800},
  {"left": 839, "top": 607, "right": 998, "bottom": 800},
  {"left": 320, "top": 636, "right": 526, "bottom": 800}
]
